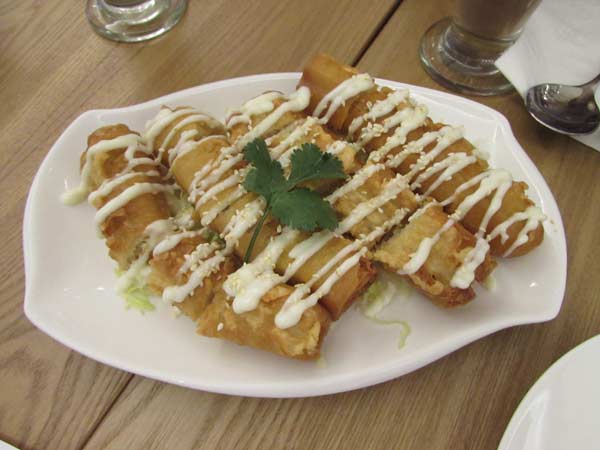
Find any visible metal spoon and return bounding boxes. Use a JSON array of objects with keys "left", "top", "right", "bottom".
[{"left": 525, "top": 73, "right": 600, "bottom": 135}]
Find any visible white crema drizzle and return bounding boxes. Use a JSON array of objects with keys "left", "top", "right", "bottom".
[
  {"left": 62, "top": 132, "right": 178, "bottom": 245},
  {"left": 223, "top": 229, "right": 300, "bottom": 313},
  {"left": 278, "top": 214, "right": 416, "bottom": 329},
  {"left": 366, "top": 105, "right": 429, "bottom": 163},
  {"left": 222, "top": 134, "right": 415, "bottom": 328},
  {"left": 152, "top": 229, "right": 206, "bottom": 257},
  {"left": 88, "top": 170, "right": 160, "bottom": 205},
  {"left": 169, "top": 134, "right": 226, "bottom": 167},
  {"left": 116, "top": 219, "right": 176, "bottom": 294},
  {"left": 225, "top": 91, "right": 283, "bottom": 128},
  {"left": 313, "top": 74, "right": 375, "bottom": 124},
  {"left": 152, "top": 89, "right": 315, "bottom": 307},
  {"left": 234, "top": 87, "right": 311, "bottom": 149},
  {"left": 397, "top": 169, "right": 519, "bottom": 282},
  {"left": 94, "top": 183, "right": 173, "bottom": 232},
  {"left": 348, "top": 89, "right": 409, "bottom": 137},
  {"left": 398, "top": 170, "right": 510, "bottom": 278},
  {"left": 61, "top": 130, "right": 215, "bottom": 304},
  {"left": 61, "top": 134, "right": 143, "bottom": 205},
  {"left": 322, "top": 88, "right": 484, "bottom": 283},
  {"left": 143, "top": 107, "right": 223, "bottom": 154},
  {"left": 333, "top": 85, "right": 544, "bottom": 281},
  {"left": 161, "top": 198, "right": 265, "bottom": 304}
]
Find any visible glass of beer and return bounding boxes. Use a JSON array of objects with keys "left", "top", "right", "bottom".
[
  {"left": 419, "top": 0, "right": 540, "bottom": 95},
  {"left": 86, "top": 0, "right": 187, "bottom": 43}
]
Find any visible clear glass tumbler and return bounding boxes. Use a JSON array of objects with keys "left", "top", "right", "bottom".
[
  {"left": 86, "top": 0, "right": 187, "bottom": 43},
  {"left": 419, "top": 0, "right": 540, "bottom": 96}
]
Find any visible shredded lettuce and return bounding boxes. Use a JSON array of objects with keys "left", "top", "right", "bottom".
[
  {"left": 360, "top": 280, "right": 390, "bottom": 317},
  {"left": 359, "top": 274, "right": 412, "bottom": 349},
  {"left": 366, "top": 316, "right": 411, "bottom": 349},
  {"left": 114, "top": 268, "right": 156, "bottom": 314},
  {"left": 124, "top": 285, "right": 155, "bottom": 313}
]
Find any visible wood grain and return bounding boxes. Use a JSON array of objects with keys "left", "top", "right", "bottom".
[
  {"left": 81, "top": 2, "right": 598, "bottom": 450},
  {"left": 0, "top": 0, "right": 397, "bottom": 449},
  {"left": 3, "top": 0, "right": 598, "bottom": 449},
  {"left": 356, "top": 0, "right": 600, "bottom": 448}
]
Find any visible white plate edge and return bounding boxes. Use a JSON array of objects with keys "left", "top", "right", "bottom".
[
  {"left": 497, "top": 334, "right": 600, "bottom": 450},
  {"left": 22, "top": 73, "right": 568, "bottom": 397}
]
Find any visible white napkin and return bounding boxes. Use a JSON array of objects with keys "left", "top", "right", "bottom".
[{"left": 495, "top": 0, "right": 600, "bottom": 151}]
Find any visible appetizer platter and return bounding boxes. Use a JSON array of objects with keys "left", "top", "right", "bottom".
[{"left": 24, "top": 55, "right": 566, "bottom": 397}]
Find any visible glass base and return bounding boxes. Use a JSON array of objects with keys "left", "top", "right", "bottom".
[
  {"left": 86, "top": 0, "right": 187, "bottom": 43},
  {"left": 419, "top": 18, "right": 514, "bottom": 96}
]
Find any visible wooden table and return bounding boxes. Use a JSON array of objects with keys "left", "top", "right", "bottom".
[{"left": 1, "top": 1, "right": 598, "bottom": 449}]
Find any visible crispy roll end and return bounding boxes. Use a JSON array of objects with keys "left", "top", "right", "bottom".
[{"left": 198, "top": 284, "right": 331, "bottom": 360}]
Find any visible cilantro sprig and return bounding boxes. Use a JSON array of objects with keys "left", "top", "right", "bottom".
[{"left": 242, "top": 138, "right": 346, "bottom": 262}]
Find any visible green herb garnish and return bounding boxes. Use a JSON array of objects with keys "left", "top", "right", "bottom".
[{"left": 242, "top": 138, "right": 346, "bottom": 262}]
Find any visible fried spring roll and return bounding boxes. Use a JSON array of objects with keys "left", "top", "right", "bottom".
[
  {"left": 75, "top": 125, "right": 228, "bottom": 313},
  {"left": 81, "top": 125, "right": 172, "bottom": 269},
  {"left": 74, "top": 123, "right": 331, "bottom": 360},
  {"left": 146, "top": 232, "right": 234, "bottom": 320},
  {"left": 299, "top": 53, "right": 544, "bottom": 258},
  {"left": 147, "top": 233, "right": 331, "bottom": 360},
  {"left": 198, "top": 283, "right": 331, "bottom": 360},
  {"left": 146, "top": 105, "right": 376, "bottom": 320},
  {"left": 144, "top": 106, "right": 226, "bottom": 165},
  {"left": 174, "top": 141, "right": 374, "bottom": 320},
  {"left": 233, "top": 103, "right": 495, "bottom": 306},
  {"left": 375, "top": 203, "right": 496, "bottom": 306}
]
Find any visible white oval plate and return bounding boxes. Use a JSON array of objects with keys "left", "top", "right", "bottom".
[
  {"left": 499, "top": 334, "right": 600, "bottom": 450},
  {"left": 24, "top": 73, "right": 567, "bottom": 397}
]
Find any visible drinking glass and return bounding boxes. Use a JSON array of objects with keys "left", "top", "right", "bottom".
[
  {"left": 419, "top": 0, "right": 540, "bottom": 96},
  {"left": 86, "top": 0, "right": 187, "bottom": 43}
]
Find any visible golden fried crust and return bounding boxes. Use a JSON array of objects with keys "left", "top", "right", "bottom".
[
  {"left": 324, "top": 257, "right": 376, "bottom": 319},
  {"left": 171, "top": 135, "right": 230, "bottom": 189},
  {"left": 375, "top": 203, "right": 495, "bottom": 307},
  {"left": 333, "top": 167, "right": 419, "bottom": 240},
  {"left": 103, "top": 191, "right": 170, "bottom": 268},
  {"left": 228, "top": 93, "right": 306, "bottom": 142},
  {"left": 82, "top": 124, "right": 333, "bottom": 360},
  {"left": 83, "top": 125, "right": 171, "bottom": 269},
  {"left": 152, "top": 106, "right": 226, "bottom": 165},
  {"left": 299, "top": 53, "right": 363, "bottom": 130},
  {"left": 266, "top": 119, "right": 362, "bottom": 181},
  {"left": 146, "top": 234, "right": 331, "bottom": 359},
  {"left": 81, "top": 125, "right": 131, "bottom": 191},
  {"left": 146, "top": 235, "right": 232, "bottom": 321},
  {"left": 170, "top": 137, "right": 377, "bottom": 321},
  {"left": 298, "top": 54, "right": 544, "bottom": 258},
  {"left": 377, "top": 124, "right": 544, "bottom": 257},
  {"left": 208, "top": 192, "right": 377, "bottom": 321},
  {"left": 197, "top": 284, "right": 331, "bottom": 360},
  {"left": 221, "top": 100, "right": 480, "bottom": 309}
]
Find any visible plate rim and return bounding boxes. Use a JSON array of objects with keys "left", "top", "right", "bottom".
[
  {"left": 498, "top": 334, "right": 600, "bottom": 450},
  {"left": 23, "top": 72, "right": 568, "bottom": 397}
]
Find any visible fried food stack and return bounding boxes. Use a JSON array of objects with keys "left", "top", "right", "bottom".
[{"left": 63, "top": 54, "right": 546, "bottom": 360}]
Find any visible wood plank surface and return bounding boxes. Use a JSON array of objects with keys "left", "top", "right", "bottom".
[
  {"left": 0, "top": 1, "right": 398, "bottom": 449},
  {"left": 355, "top": 0, "right": 600, "bottom": 448},
  {"left": 81, "top": 2, "right": 599, "bottom": 450}
]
